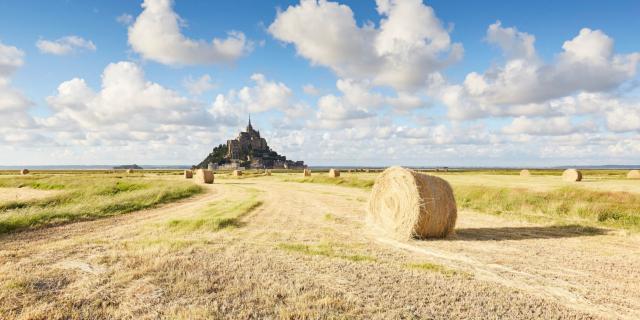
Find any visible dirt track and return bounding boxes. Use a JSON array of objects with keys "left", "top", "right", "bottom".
[{"left": 1, "top": 177, "right": 639, "bottom": 319}]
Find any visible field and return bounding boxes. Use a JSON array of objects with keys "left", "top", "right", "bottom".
[{"left": 1, "top": 169, "right": 639, "bottom": 319}]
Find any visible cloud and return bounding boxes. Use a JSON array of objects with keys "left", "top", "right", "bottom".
[
  {"left": 128, "top": 0, "right": 252, "bottom": 65},
  {"left": 0, "top": 41, "right": 34, "bottom": 129},
  {"left": 44, "top": 61, "right": 216, "bottom": 135},
  {"left": 302, "top": 84, "right": 319, "bottom": 95},
  {"left": 211, "top": 73, "right": 294, "bottom": 117},
  {"left": 268, "top": 0, "right": 462, "bottom": 91},
  {"left": 435, "top": 22, "right": 640, "bottom": 120},
  {"left": 116, "top": 13, "right": 134, "bottom": 26},
  {"left": 36, "top": 36, "right": 96, "bottom": 55},
  {"left": 183, "top": 74, "right": 216, "bottom": 95},
  {"left": 502, "top": 116, "right": 597, "bottom": 136}
]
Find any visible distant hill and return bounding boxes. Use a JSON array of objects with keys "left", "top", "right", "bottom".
[{"left": 112, "top": 164, "right": 143, "bottom": 170}]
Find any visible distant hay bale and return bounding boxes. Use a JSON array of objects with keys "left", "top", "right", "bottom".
[
  {"left": 233, "top": 170, "right": 242, "bottom": 176},
  {"left": 520, "top": 169, "right": 531, "bottom": 177},
  {"left": 367, "top": 166, "right": 457, "bottom": 239},
  {"left": 303, "top": 169, "right": 311, "bottom": 177},
  {"left": 328, "top": 168, "right": 340, "bottom": 178},
  {"left": 365, "top": 169, "right": 371, "bottom": 173},
  {"left": 184, "top": 170, "right": 193, "bottom": 179},
  {"left": 20, "top": 169, "right": 29, "bottom": 175},
  {"left": 126, "top": 169, "right": 134, "bottom": 174},
  {"left": 266, "top": 170, "right": 272, "bottom": 176},
  {"left": 562, "top": 169, "right": 582, "bottom": 182},
  {"left": 627, "top": 170, "right": 640, "bottom": 179},
  {"left": 196, "top": 169, "right": 214, "bottom": 184}
]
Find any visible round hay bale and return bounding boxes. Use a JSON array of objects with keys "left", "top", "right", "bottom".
[
  {"left": 303, "top": 169, "right": 311, "bottom": 177},
  {"left": 233, "top": 170, "right": 242, "bottom": 177},
  {"left": 367, "top": 166, "right": 457, "bottom": 239},
  {"left": 20, "top": 169, "right": 29, "bottom": 175},
  {"left": 184, "top": 170, "right": 193, "bottom": 179},
  {"left": 328, "top": 168, "right": 340, "bottom": 178},
  {"left": 562, "top": 169, "right": 582, "bottom": 182},
  {"left": 520, "top": 169, "right": 531, "bottom": 177},
  {"left": 197, "top": 169, "right": 214, "bottom": 184},
  {"left": 627, "top": 170, "right": 640, "bottom": 179},
  {"left": 126, "top": 169, "right": 134, "bottom": 174}
]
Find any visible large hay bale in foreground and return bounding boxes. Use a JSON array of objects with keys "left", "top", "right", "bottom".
[
  {"left": 520, "top": 169, "right": 531, "bottom": 177},
  {"left": 562, "top": 169, "right": 582, "bottom": 182},
  {"left": 20, "top": 169, "right": 29, "bottom": 175},
  {"left": 303, "top": 169, "right": 311, "bottom": 177},
  {"left": 233, "top": 170, "right": 242, "bottom": 177},
  {"left": 367, "top": 166, "right": 457, "bottom": 239},
  {"left": 328, "top": 168, "right": 340, "bottom": 178},
  {"left": 627, "top": 170, "right": 640, "bottom": 179},
  {"left": 195, "top": 169, "right": 214, "bottom": 184},
  {"left": 184, "top": 170, "right": 193, "bottom": 179}
]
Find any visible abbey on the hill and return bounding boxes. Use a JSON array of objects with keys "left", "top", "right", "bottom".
[{"left": 196, "top": 117, "right": 305, "bottom": 169}]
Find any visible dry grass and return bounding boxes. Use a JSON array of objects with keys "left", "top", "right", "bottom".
[
  {"left": 0, "top": 173, "right": 638, "bottom": 319},
  {"left": 0, "top": 174, "right": 201, "bottom": 234}
]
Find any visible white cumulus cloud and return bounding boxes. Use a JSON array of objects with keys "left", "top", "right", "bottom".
[
  {"left": 269, "top": 0, "right": 462, "bottom": 91},
  {"left": 434, "top": 22, "right": 640, "bottom": 120},
  {"left": 36, "top": 36, "right": 96, "bottom": 55},
  {"left": 128, "top": 0, "right": 252, "bottom": 65}
]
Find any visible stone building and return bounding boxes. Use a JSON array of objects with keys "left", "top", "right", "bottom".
[{"left": 196, "top": 117, "right": 305, "bottom": 169}]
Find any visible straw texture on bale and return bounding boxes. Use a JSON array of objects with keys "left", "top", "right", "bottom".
[
  {"left": 367, "top": 166, "right": 457, "bottom": 239},
  {"left": 184, "top": 170, "right": 193, "bottom": 179},
  {"left": 328, "top": 169, "right": 340, "bottom": 178},
  {"left": 562, "top": 169, "right": 582, "bottom": 182},
  {"left": 195, "top": 169, "right": 214, "bottom": 184},
  {"left": 627, "top": 170, "right": 640, "bottom": 179},
  {"left": 520, "top": 169, "right": 531, "bottom": 177},
  {"left": 303, "top": 169, "right": 311, "bottom": 177},
  {"left": 233, "top": 170, "right": 242, "bottom": 176},
  {"left": 20, "top": 169, "right": 29, "bottom": 175}
]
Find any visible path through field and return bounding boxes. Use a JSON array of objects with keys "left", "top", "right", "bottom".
[{"left": 1, "top": 176, "right": 638, "bottom": 319}]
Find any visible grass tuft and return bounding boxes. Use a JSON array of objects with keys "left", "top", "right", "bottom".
[
  {"left": 278, "top": 242, "right": 376, "bottom": 263},
  {"left": 167, "top": 189, "right": 262, "bottom": 232},
  {"left": 406, "top": 262, "right": 469, "bottom": 277}
]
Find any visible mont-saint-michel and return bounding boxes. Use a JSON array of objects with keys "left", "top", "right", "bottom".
[{"left": 196, "top": 117, "right": 305, "bottom": 170}]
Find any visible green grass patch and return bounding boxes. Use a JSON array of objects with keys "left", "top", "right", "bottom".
[
  {"left": 278, "top": 242, "right": 376, "bottom": 262},
  {"left": 406, "top": 262, "right": 468, "bottom": 277},
  {"left": 283, "top": 176, "right": 374, "bottom": 189},
  {"left": 455, "top": 185, "right": 640, "bottom": 231},
  {"left": 0, "top": 174, "right": 202, "bottom": 235},
  {"left": 166, "top": 188, "right": 262, "bottom": 232}
]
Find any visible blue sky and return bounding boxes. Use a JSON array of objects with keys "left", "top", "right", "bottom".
[{"left": 1, "top": 0, "right": 639, "bottom": 166}]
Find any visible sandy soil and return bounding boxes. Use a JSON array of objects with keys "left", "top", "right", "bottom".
[
  {"left": 0, "top": 187, "right": 61, "bottom": 202},
  {"left": 1, "top": 176, "right": 638, "bottom": 319}
]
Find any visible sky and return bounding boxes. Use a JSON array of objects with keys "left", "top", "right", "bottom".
[{"left": 1, "top": 0, "right": 639, "bottom": 167}]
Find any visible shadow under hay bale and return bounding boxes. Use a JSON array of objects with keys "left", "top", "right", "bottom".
[
  {"left": 562, "top": 169, "right": 582, "bottom": 182},
  {"left": 367, "top": 166, "right": 457, "bottom": 240},
  {"left": 452, "top": 225, "right": 607, "bottom": 241}
]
